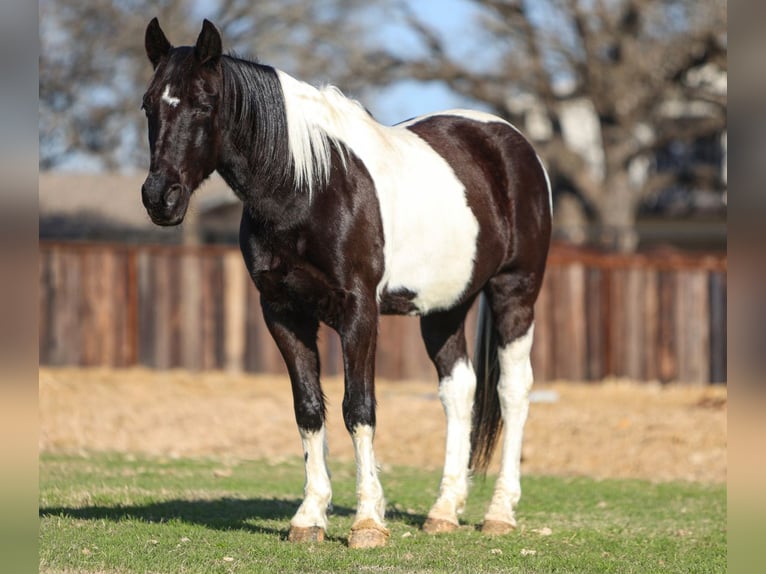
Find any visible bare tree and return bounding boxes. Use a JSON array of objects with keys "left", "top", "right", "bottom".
[
  {"left": 39, "top": 0, "right": 365, "bottom": 170},
  {"left": 346, "top": 0, "right": 727, "bottom": 250}
]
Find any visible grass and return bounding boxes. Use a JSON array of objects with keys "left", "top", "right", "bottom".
[{"left": 39, "top": 453, "right": 726, "bottom": 573}]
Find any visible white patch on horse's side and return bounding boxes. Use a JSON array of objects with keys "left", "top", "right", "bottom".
[
  {"left": 351, "top": 425, "right": 386, "bottom": 526},
  {"left": 428, "top": 358, "right": 476, "bottom": 523},
  {"left": 161, "top": 84, "right": 180, "bottom": 108},
  {"left": 291, "top": 426, "right": 332, "bottom": 530},
  {"left": 373, "top": 128, "right": 479, "bottom": 312},
  {"left": 484, "top": 324, "right": 535, "bottom": 526}
]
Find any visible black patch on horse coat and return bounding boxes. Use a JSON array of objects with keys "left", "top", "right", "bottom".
[{"left": 239, "top": 144, "right": 384, "bottom": 329}]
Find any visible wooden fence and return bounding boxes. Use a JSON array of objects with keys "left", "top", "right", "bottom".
[{"left": 39, "top": 241, "right": 726, "bottom": 384}]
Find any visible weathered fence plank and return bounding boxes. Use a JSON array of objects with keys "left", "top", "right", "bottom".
[
  {"left": 584, "top": 267, "right": 606, "bottom": 381},
  {"left": 180, "top": 252, "right": 202, "bottom": 371},
  {"left": 642, "top": 269, "right": 660, "bottom": 383},
  {"left": 223, "top": 251, "right": 247, "bottom": 372},
  {"left": 709, "top": 271, "right": 727, "bottom": 383},
  {"left": 658, "top": 271, "right": 677, "bottom": 382},
  {"left": 677, "top": 270, "right": 710, "bottom": 384}
]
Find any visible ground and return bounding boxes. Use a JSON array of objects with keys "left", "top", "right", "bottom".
[{"left": 39, "top": 367, "right": 726, "bottom": 484}]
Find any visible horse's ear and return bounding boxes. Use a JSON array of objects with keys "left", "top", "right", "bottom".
[
  {"left": 145, "top": 17, "right": 172, "bottom": 69},
  {"left": 194, "top": 19, "right": 222, "bottom": 66}
]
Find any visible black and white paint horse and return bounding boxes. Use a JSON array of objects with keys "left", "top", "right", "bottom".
[{"left": 141, "top": 19, "right": 551, "bottom": 548}]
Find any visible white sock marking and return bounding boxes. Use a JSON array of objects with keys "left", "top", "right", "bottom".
[
  {"left": 291, "top": 426, "right": 332, "bottom": 529},
  {"left": 351, "top": 425, "right": 386, "bottom": 526},
  {"left": 161, "top": 84, "right": 180, "bottom": 108},
  {"left": 429, "top": 359, "right": 476, "bottom": 523},
  {"left": 485, "top": 324, "right": 535, "bottom": 526}
]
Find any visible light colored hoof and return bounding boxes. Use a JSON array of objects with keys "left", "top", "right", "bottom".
[
  {"left": 422, "top": 516, "right": 459, "bottom": 534},
  {"left": 348, "top": 519, "right": 390, "bottom": 549},
  {"left": 481, "top": 519, "right": 517, "bottom": 535},
  {"left": 288, "top": 525, "right": 325, "bottom": 542}
]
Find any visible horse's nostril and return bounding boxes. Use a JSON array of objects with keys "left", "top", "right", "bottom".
[{"left": 164, "top": 184, "right": 182, "bottom": 207}]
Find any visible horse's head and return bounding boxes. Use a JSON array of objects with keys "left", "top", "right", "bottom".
[{"left": 141, "top": 18, "right": 223, "bottom": 226}]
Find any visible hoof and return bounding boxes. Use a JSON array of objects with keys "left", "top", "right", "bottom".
[
  {"left": 481, "top": 519, "right": 516, "bottom": 536},
  {"left": 422, "top": 516, "right": 459, "bottom": 534},
  {"left": 348, "top": 519, "right": 390, "bottom": 549},
  {"left": 288, "top": 525, "right": 325, "bottom": 542}
]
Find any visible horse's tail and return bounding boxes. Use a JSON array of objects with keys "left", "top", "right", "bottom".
[{"left": 469, "top": 295, "right": 503, "bottom": 473}]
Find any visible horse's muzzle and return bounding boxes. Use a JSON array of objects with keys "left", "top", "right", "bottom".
[{"left": 141, "top": 178, "right": 189, "bottom": 226}]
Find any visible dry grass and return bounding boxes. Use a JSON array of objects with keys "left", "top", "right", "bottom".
[{"left": 39, "top": 367, "right": 726, "bottom": 483}]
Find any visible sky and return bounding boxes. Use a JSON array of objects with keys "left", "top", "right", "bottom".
[{"left": 359, "top": 0, "right": 490, "bottom": 124}]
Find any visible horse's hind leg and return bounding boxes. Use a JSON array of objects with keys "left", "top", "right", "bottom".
[
  {"left": 261, "top": 302, "right": 330, "bottom": 542},
  {"left": 482, "top": 272, "right": 538, "bottom": 534},
  {"left": 420, "top": 302, "right": 476, "bottom": 533}
]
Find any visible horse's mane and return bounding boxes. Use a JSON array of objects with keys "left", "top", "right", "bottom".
[
  {"left": 220, "top": 55, "right": 294, "bottom": 193},
  {"left": 221, "top": 54, "right": 369, "bottom": 196}
]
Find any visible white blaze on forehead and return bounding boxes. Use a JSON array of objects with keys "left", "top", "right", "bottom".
[{"left": 161, "top": 84, "right": 180, "bottom": 108}]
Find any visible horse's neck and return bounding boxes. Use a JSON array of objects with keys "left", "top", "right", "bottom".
[
  {"left": 216, "top": 151, "right": 250, "bottom": 202},
  {"left": 216, "top": 157, "right": 310, "bottom": 230},
  {"left": 216, "top": 66, "right": 373, "bottom": 228}
]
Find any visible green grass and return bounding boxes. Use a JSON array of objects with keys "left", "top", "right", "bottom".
[{"left": 39, "top": 453, "right": 726, "bottom": 573}]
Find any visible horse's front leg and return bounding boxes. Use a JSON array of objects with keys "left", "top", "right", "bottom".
[
  {"left": 339, "top": 293, "right": 389, "bottom": 549},
  {"left": 261, "top": 302, "right": 331, "bottom": 542}
]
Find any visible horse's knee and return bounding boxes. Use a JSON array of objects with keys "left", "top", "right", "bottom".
[
  {"left": 294, "top": 405, "right": 324, "bottom": 434},
  {"left": 342, "top": 393, "right": 376, "bottom": 436},
  {"left": 291, "top": 380, "right": 326, "bottom": 432}
]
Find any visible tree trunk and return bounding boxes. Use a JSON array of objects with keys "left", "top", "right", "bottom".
[{"left": 593, "top": 176, "right": 640, "bottom": 252}]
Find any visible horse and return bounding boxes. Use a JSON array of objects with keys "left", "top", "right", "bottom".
[{"left": 141, "top": 18, "right": 552, "bottom": 548}]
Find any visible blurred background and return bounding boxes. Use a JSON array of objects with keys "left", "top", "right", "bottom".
[{"left": 38, "top": 0, "right": 727, "bottom": 385}]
